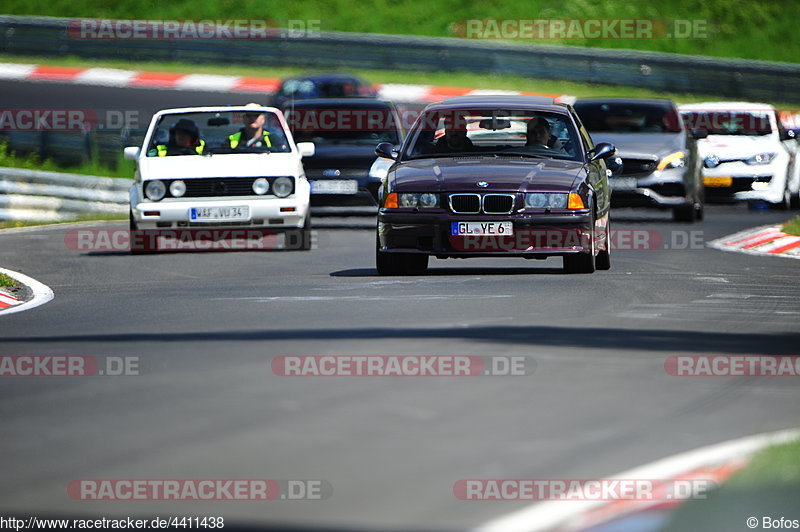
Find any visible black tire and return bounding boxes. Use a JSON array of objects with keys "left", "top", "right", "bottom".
[
  {"left": 376, "top": 235, "right": 428, "bottom": 275},
  {"left": 299, "top": 212, "right": 312, "bottom": 251},
  {"left": 564, "top": 211, "right": 596, "bottom": 274},
  {"left": 129, "top": 211, "right": 149, "bottom": 255},
  {"left": 673, "top": 203, "right": 696, "bottom": 223},
  {"left": 777, "top": 186, "right": 792, "bottom": 210},
  {"left": 791, "top": 189, "right": 800, "bottom": 209},
  {"left": 595, "top": 220, "right": 611, "bottom": 271}
]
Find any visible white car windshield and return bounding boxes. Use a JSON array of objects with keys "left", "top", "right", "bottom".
[{"left": 146, "top": 111, "right": 292, "bottom": 156}]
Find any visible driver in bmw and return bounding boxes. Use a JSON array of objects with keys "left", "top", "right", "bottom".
[{"left": 435, "top": 114, "right": 474, "bottom": 153}]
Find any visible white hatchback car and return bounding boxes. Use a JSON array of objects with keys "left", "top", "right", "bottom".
[
  {"left": 125, "top": 105, "right": 314, "bottom": 250},
  {"left": 679, "top": 102, "right": 799, "bottom": 208}
]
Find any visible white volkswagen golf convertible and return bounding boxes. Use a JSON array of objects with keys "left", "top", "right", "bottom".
[{"left": 125, "top": 105, "right": 314, "bottom": 251}]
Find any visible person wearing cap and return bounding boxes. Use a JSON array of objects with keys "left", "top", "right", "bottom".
[
  {"left": 154, "top": 118, "right": 205, "bottom": 156},
  {"left": 229, "top": 104, "right": 288, "bottom": 151}
]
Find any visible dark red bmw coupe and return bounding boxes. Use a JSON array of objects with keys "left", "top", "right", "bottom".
[{"left": 375, "top": 96, "right": 617, "bottom": 275}]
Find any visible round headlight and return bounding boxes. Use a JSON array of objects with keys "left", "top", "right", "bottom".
[
  {"left": 169, "top": 180, "right": 186, "bottom": 197},
  {"left": 399, "top": 193, "right": 418, "bottom": 208},
  {"left": 145, "top": 180, "right": 166, "bottom": 201},
  {"left": 272, "top": 177, "right": 293, "bottom": 198},
  {"left": 252, "top": 178, "right": 270, "bottom": 195},
  {"left": 419, "top": 193, "right": 438, "bottom": 208}
]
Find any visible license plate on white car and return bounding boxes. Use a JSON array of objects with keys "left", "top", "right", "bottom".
[
  {"left": 452, "top": 221, "right": 513, "bottom": 236},
  {"left": 311, "top": 180, "right": 358, "bottom": 194},
  {"left": 189, "top": 206, "right": 249, "bottom": 222},
  {"left": 610, "top": 178, "right": 638, "bottom": 191}
]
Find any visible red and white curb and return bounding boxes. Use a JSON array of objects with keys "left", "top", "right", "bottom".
[
  {"left": 0, "top": 290, "right": 21, "bottom": 309},
  {"left": 474, "top": 427, "right": 800, "bottom": 532},
  {"left": 0, "top": 267, "right": 54, "bottom": 316},
  {"left": 0, "top": 62, "right": 573, "bottom": 104},
  {"left": 708, "top": 224, "right": 800, "bottom": 260}
]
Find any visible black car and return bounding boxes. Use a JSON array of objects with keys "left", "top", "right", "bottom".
[
  {"left": 573, "top": 98, "right": 705, "bottom": 222},
  {"left": 284, "top": 99, "right": 404, "bottom": 207},
  {"left": 375, "top": 95, "right": 616, "bottom": 275},
  {"left": 272, "top": 73, "right": 378, "bottom": 109}
]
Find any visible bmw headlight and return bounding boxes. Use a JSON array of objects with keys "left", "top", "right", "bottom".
[
  {"left": 169, "top": 180, "right": 186, "bottom": 198},
  {"left": 657, "top": 151, "right": 685, "bottom": 171},
  {"left": 252, "top": 178, "right": 270, "bottom": 195},
  {"left": 399, "top": 193, "right": 439, "bottom": 208},
  {"left": 524, "top": 193, "right": 568, "bottom": 209},
  {"left": 145, "top": 180, "right": 166, "bottom": 201},
  {"left": 272, "top": 177, "right": 293, "bottom": 198},
  {"left": 745, "top": 152, "right": 777, "bottom": 165}
]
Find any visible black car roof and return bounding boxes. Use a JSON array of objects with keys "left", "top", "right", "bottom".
[
  {"left": 281, "top": 73, "right": 366, "bottom": 83},
  {"left": 426, "top": 95, "right": 568, "bottom": 113},
  {"left": 281, "top": 98, "right": 395, "bottom": 109},
  {"left": 573, "top": 98, "right": 677, "bottom": 108}
]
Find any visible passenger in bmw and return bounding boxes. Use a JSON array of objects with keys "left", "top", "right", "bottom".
[{"left": 526, "top": 117, "right": 564, "bottom": 152}]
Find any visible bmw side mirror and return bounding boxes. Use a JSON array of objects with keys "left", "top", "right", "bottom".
[
  {"left": 691, "top": 129, "right": 709, "bottom": 140},
  {"left": 375, "top": 142, "right": 398, "bottom": 160},
  {"left": 589, "top": 142, "right": 616, "bottom": 162},
  {"left": 779, "top": 129, "right": 796, "bottom": 142}
]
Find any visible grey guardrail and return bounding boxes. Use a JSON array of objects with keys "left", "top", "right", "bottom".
[
  {"left": 0, "top": 166, "right": 130, "bottom": 222},
  {"left": 1, "top": 15, "right": 800, "bottom": 102}
]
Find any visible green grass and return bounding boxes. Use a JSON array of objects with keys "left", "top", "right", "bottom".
[
  {"left": 0, "top": 273, "right": 18, "bottom": 287},
  {"left": 660, "top": 438, "right": 800, "bottom": 531},
  {"left": 2, "top": 0, "right": 799, "bottom": 63},
  {"left": 0, "top": 214, "right": 127, "bottom": 230},
  {"left": 0, "top": 139, "right": 135, "bottom": 178},
  {"left": 783, "top": 217, "right": 800, "bottom": 237},
  {"left": 2, "top": 53, "right": 797, "bottom": 110}
]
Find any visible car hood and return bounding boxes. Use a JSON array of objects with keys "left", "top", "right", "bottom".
[
  {"left": 588, "top": 132, "right": 684, "bottom": 160},
  {"left": 390, "top": 157, "right": 584, "bottom": 193},
  {"left": 695, "top": 135, "right": 778, "bottom": 158},
  {"left": 137, "top": 153, "right": 300, "bottom": 180}
]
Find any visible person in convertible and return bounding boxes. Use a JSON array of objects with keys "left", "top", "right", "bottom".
[
  {"left": 229, "top": 104, "right": 289, "bottom": 151},
  {"left": 154, "top": 118, "right": 205, "bottom": 156}
]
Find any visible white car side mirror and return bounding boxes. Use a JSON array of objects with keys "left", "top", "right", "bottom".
[
  {"left": 123, "top": 146, "right": 141, "bottom": 161},
  {"left": 297, "top": 142, "right": 315, "bottom": 158}
]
